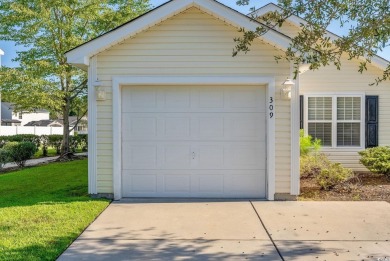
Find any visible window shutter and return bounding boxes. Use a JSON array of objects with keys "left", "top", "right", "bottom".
[
  {"left": 300, "top": 95, "right": 304, "bottom": 129},
  {"left": 365, "top": 96, "right": 379, "bottom": 148}
]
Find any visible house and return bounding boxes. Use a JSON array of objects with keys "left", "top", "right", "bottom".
[
  {"left": 1, "top": 102, "right": 51, "bottom": 126},
  {"left": 24, "top": 120, "right": 63, "bottom": 127},
  {"left": 69, "top": 116, "right": 88, "bottom": 134},
  {"left": 56, "top": 116, "right": 88, "bottom": 134},
  {"left": 66, "top": 0, "right": 390, "bottom": 200}
]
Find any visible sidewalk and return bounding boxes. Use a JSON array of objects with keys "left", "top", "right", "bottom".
[{"left": 2, "top": 152, "right": 88, "bottom": 169}]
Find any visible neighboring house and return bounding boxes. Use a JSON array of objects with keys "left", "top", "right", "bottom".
[
  {"left": 1, "top": 102, "right": 50, "bottom": 126},
  {"left": 66, "top": 0, "right": 390, "bottom": 200},
  {"left": 24, "top": 120, "right": 63, "bottom": 127},
  {"left": 57, "top": 116, "right": 88, "bottom": 134}
]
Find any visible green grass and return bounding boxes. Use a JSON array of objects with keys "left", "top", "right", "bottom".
[
  {"left": 33, "top": 147, "right": 84, "bottom": 158},
  {"left": 0, "top": 159, "right": 110, "bottom": 261},
  {"left": 33, "top": 147, "right": 58, "bottom": 158}
]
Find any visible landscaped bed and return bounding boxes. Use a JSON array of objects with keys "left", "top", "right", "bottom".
[
  {"left": 299, "top": 172, "right": 390, "bottom": 202},
  {"left": 0, "top": 159, "right": 110, "bottom": 261}
]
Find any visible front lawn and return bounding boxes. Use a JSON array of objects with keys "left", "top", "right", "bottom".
[
  {"left": 33, "top": 147, "right": 84, "bottom": 158},
  {"left": 0, "top": 159, "right": 110, "bottom": 260}
]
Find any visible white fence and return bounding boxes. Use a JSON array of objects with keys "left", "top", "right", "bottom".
[{"left": 0, "top": 126, "right": 74, "bottom": 136}]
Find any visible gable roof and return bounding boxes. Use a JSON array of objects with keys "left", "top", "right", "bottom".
[
  {"left": 24, "top": 120, "right": 62, "bottom": 127},
  {"left": 65, "top": 0, "right": 292, "bottom": 70},
  {"left": 251, "top": 3, "right": 389, "bottom": 71},
  {"left": 1, "top": 102, "right": 49, "bottom": 113}
]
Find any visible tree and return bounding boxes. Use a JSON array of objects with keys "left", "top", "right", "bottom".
[
  {"left": 235, "top": 0, "right": 390, "bottom": 84},
  {"left": 0, "top": 0, "right": 150, "bottom": 156}
]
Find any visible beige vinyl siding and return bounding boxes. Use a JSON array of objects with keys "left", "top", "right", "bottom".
[
  {"left": 300, "top": 56, "right": 390, "bottom": 171},
  {"left": 273, "top": 21, "right": 301, "bottom": 38},
  {"left": 96, "top": 7, "right": 291, "bottom": 194}
]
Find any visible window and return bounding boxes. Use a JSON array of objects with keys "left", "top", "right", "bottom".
[
  {"left": 18, "top": 112, "right": 23, "bottom": 119},
  {"left": 306, "top": 95, "right": 363, "bottom": 147}
]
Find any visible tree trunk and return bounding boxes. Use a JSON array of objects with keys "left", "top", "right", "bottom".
[{"left": 61, "top": 95, "right": 71, "bottom": 157}]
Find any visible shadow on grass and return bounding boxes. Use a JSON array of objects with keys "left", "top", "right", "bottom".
[{"left": 1, "top": 233, "right": 80, "bottom": 261}]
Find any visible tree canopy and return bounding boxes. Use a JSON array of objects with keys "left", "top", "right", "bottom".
[
  {"left": 0, "top": 0, "right": 150, "bottom": 154},
  {"left": 235, "top": 0, "right": 390, "bottom": 84}
]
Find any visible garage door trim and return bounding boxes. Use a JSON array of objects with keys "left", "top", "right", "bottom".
[{"left": 112, "top": 76, "right": 276, "bottom": 200}]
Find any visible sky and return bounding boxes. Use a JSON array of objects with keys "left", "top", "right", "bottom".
[{"left": 0, "top": 0, "right": 389, "bottom": 67}]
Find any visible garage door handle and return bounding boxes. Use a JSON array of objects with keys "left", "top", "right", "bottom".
[{"left": 192, "top": 152, "right": 195, "bottom": 159}]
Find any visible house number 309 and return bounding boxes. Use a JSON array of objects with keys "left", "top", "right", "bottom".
[{"left": 269, "top": 97, "right": 274, "bottom": 118}]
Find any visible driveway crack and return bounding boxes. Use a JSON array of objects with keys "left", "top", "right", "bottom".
[{"left": 249, "top": 200, "right": 285, "bottom": 261}]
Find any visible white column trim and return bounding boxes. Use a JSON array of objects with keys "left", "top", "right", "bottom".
[
  {"left": 290, "top": 74, "right": 300, "bottom": 195},
  {"left": 112, "top": 76, "right": 276, "bottom": 200},
  {"left": 266, "top": 79, "right": 276, "bottom": 200},
  {"left": 87, "top": 56, "right": 98, "bottom": 194}
]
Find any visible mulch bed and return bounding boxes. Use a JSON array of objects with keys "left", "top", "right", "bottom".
[{"left": 299, "top": 172, "right": 390, "bottom": 202}]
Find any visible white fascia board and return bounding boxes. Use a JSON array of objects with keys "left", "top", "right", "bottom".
[
  {"left": 66, "top": 0, "right": 193, "bottom": 66},
  {"left": 253, "top": 3, "right": 390, "bottom": 71},
  {"left": 66, "top": 0, "right": 292, "bottom": 67}
]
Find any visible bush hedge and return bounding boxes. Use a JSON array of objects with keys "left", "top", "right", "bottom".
[
  {"left": 301, "top": 153, "right": 354, "bottom": 190},
  {"left": 0, "top": 134, "right": 88, "bottom": 169},
  {"left": 3, "top": 141, "right": 38, "bottom": 168},
  {"left": 0, "top": 134, "right": 88, "bottom": 155},
  {"left": 359, "top": 146, "right": 390, "bottom": 176}
]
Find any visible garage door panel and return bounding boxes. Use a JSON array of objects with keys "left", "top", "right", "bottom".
[
  {"left": 123, "top": 85, "right": 265, "bottom": 113},
  {"left": 164, "top": 175, "right": 191, "bottom": 193},
  {"left": 198, "top": 175, "right": 224, "bottom": 193},
  {"left": 127, "top": 174, "right": 157, "bottom": 193},
  {"left": 229, "top": 115, "right": 265, "bottom": 138},
  {"left": 198, "top": 89, "right": 224, "bottom": 108},
  {"left": 122, "top": 113, "right": 264, "bottom": 141},
  {"left": 198, "top": 117, "right": 224, "bottom": 138},
  {"left": 226, "top": 144, "right": 266, "bottom": 168},
  {"left": 122, "top": 144, "right": 157, "bottom": 169},
  {"left": 123, "top": 141, "right": 265, "bottom": 170},
  {"left": 226, "top": 173, "right": 265, "bottom": 196},
  {"left": 164, "top": 117, "right": 191, "bottom": 137},
  {"left": 198, "top": 145, "right": 224, "bottom": 168},
  {"left": 230, "top": 88, "right": 261, "bottom": 109},
  {"left": 164, "top": 145, "right": 192, "bottom": 168},
  {"left": 122, "top": 86, "right": 158, "bottom": 111},
  {"left": 164, "top": 87, "right": 191, "bottom": 108},
  {"left": 122, "top": 116, "right": 157, "bottom": 138},
  {"left": 122, "top": 170, "right": 265, "bottom": 198}
]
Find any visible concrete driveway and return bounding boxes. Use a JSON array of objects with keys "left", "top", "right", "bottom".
[{"left": 58, "top": 200, "right": 390, "bottom": 261}]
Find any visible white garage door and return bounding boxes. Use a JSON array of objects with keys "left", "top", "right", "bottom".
[{"left": 121, "top": 85, "right": 267, "bottom": 198}]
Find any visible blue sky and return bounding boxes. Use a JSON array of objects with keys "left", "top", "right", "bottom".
[{"left": 0, "top": 0, "right": 389, "bottom": 67}]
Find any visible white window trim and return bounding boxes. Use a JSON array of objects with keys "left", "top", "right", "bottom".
[{"left": 304, "top": 93, "right": 365, "bottom": 149}]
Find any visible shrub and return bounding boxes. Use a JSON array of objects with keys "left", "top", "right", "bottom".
[
  {"left": 48, "top": 135, "right": 63, "bottom": 155},
  {"left": 40, "top": 135, "right": 49, "bottom": 157},
  {"left": 359, "top": 146, "right": 390, "bottom": 176},
  {"left": 300, "top": 130, "right": 321, "bottom": 156},
  {"left": 316, "top": 163, "right": 354, "bottom": 190},
  {"left": 3, "top": 142, "right": 38, "bottom": 168},
  {"left": 301, "top": 153, "right": 354, "bottom": 190},
  {"left": 78, "top": 134, "right": 88, "bottom": 151},
  {"left": 7, "top": 134, "right": 41, "bottom": 149},
  {"left": 69, "top": 135, "right": 80, "bottom": 153},
  {"left": 0, "top": 136, "right": 10, "bottom": 148},
  {"left": 0, "top": 149, "right": 10, "bottom": 169},
  {"left": 300, "top": 153, "right": 330, "bottom": 178}
]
